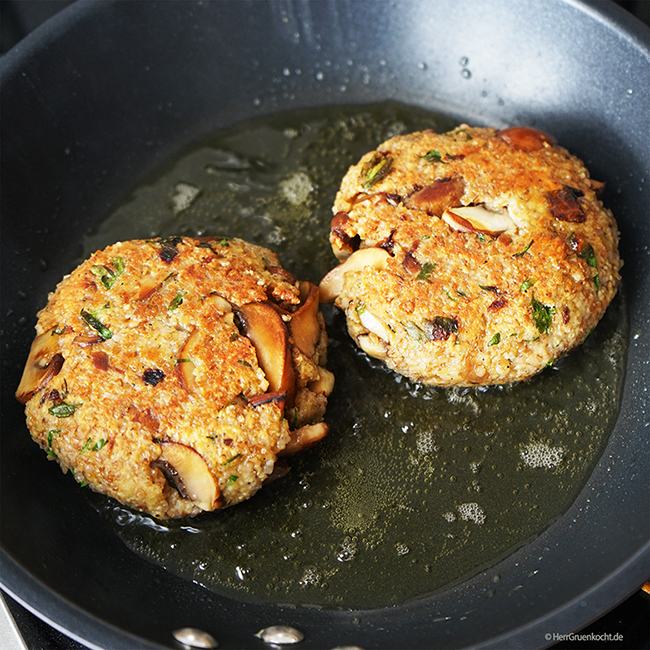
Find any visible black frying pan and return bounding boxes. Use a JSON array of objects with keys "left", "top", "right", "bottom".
[{"left": 1, "top": 1, "right": 648, "bottom": 648}]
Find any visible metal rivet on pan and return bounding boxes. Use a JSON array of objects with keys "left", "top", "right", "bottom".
[
  {"left": 172, "top": 627, "right": 219, "bottom": 649},
  {"left": 255, "top": 625, "right": 305, "bottom": 644}
]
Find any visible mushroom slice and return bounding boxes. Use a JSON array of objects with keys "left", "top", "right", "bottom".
[
  {"left": 206, "top": 293, "right": 232, "bottom": 313},
  {"left": 330, "top": 211, "right": 360, "bottom": 261},
  {"left": 235, "top": 302, "right": 295, "bottom": 403},
  {"left": 247, "top": 391, "right": 287, "bottom": 409},
  {"left": 319, "top": 247, "right": 390, "bottom": 303},
  {"left": 404, "top": 177, "right": 465, "bottom": 216},
  {"left": 357, "top": 307, "right": 391, "bottom": 342},
  {"left": 153, "top": 442, "right": 220, "bottom": 511},
  {"left": 176, "top": 329, "right": 200, "bottom": 392},
  {"left": 497, "top": 126, "right": 556, "bottom": 152},
  {"left": 442, "top": 205, "right": 515, "bottom": 236},
  {"left": 279, "top": 422, "right": 329, "bottom": 457},
  {"left": 288, "top": 281, "right": 321, "bottom": 358},
  {"left": 357, "top": 333, "right": 388, "bottom": 360},
  {"left": 308, "top": 367, "right": 335, "bottom": 397},
  {"left": 16, "top": 328, "right": 65, "bottom": 404},
  {"left": 138, "top": 273, "right": 162, "bottom": 301}
]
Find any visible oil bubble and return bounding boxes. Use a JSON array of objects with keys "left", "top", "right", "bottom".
[
  {"left": 457, "top": 502, "right": 486, "bottom": 525},
  {"left": 336, "top": 537, "right": 358, "bottom": 562},
  {"left": 396, "top": 543, "right": 410, "bottom": 556}
]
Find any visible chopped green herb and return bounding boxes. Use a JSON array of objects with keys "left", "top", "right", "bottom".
[
  {"left": 578, "top": 243, "right": 597, "bottom": 267},
  {"left": 420, "top": 149, "right": 444, "bottom": 163},
  {"left": 531, "top": 293, "right": 556, "bottom": 334},
  {"left": 445, "top": 290, "right": 458, "bottom": 302},
  {"left": 222, "top": 453, "right": 241, "bottom": 467},
  {"left": 227, "top": 475, "right": 239, "bottom": 485},
  {"left": 579, "top": 243, "right": 599, "bottom": 291},
  {"left": 238, "top": 359, "right": 252, "bottom": 367},
  {"left": 487, "top": 332, "right": 501, "bottom": 346},
  {"left": 456, "top": 289, "right": 468, "bottom": 297},
  {"left": 362, "top": 154, "right": 393, "bottom": 190},
  {"left": 175, "top": 358, "right": 192, "bottom": 365},
  {"left": 90, "top": 257, "right": 125, "bottom": 290},
  {"left": 69, "top": 468, "right": 88, "bottom": 487},
  {"left": 403, "top": 316, "right": 458, "bottom": 343},
  {"left": 197, "top": 242, "right": 217, "bottom": 254},
  {"left": 477, "top": 233, "right": 487, "bottom": 243},
  {"left": 169, "top": 291, "right": 187, "bottom": 311},
  {"left": 416, "top": 262, "right": 436, "bottom": 282},
  {"left": 430, "top": 316, "right": 459, "bottom": 335},
  {"left": 402, "top": 321, "right": 429, "bottom": 344},
  {"left": 46, "top": 429, "right": 61, "bottom": 458},
  {"left": 80, "top": 309, "right": 112, "bottom": 340},
  {"left": 520, "top": 279, "right": 536, "bottom": 292},
  {"left": 79, "top": 437, "right": 108, "bottom": 454},
  {"left": 48, "top": 402, "right": 80, "bottom": 418},
  {"left": 479, "top": 285, "right": 498, "bottom": 293},
  {"left": 47, "top": 429, "right": 60, "bottom": 447},
  {"left": 112, "top": 256, "right": 125, "bottom": 275},
  {"left": 355, "top": 302, "right": 367, "bottom": 315},
  {"left": 513, "top": 240, "right": 534, "bottom": 257},
  {"left": 218, "top": 238, "right": 230, "bottom": 247},
  {"left": 54, "top": 326, "right": 66, "bottom": 335}
]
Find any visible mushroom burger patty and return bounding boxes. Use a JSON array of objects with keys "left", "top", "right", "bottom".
[
  {"left": 320, "top": 126, "right": 621, "bottom": 386},
  {"left": 16, "top": 236, "right": 334, "bottom": 519}
]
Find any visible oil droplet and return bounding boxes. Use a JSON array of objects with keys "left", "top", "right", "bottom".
[
  {"left": 459, "top": 56, "right": 469, "bottom": 66},
  {"left": 461, "top": 69, "right": 472, "bottom": 79}
]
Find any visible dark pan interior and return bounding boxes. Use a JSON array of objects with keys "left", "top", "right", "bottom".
[{"left": 1, "top": 1, "right": 648, "bottom": 648}]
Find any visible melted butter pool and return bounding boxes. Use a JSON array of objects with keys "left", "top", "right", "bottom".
[{"left": 85, "top": 103, "right": 627, "bottom": 609}]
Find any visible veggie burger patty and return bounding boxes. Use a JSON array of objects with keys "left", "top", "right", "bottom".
[
  {"left": 320, "top": 125, "right": 621, "bottom": 386},
  {"left": 16, "top": 236, "right": 333, "bottom": 519}
]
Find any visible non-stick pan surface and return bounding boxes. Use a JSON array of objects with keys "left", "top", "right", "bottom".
[{"left": 1, "top": 1, "right": 648, "bottom": 648}]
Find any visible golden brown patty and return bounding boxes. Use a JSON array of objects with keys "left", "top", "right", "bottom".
[
  {"left": 17, "top": 236, "right": 333, "bottom": 519},
  {"left": 320, "top": 125, "right": 621, "bottom": 386}
]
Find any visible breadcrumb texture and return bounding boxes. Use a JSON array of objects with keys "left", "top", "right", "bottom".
[
  {"left": 18, "top": 237, "right": 331, "bottom": 518},
  {"left": 324, "top": 126, "right": 621, "bottom": 386}
]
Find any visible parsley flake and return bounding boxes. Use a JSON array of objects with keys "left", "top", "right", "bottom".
[
  {"left": 416, "top": 262, "right": 436, "bottom": 282},
  {"left": 169, "top": 291, "right": 187, "bottom": 311},
  {"left": 48, "top": 402, "right": 81, "bottom": 418},
  {"left": 513, "top": 240, "right": 534, "bottom": 257},
  {"left": 420, "top": 149, "right": 444, "bottom": 163},
  {"left": 531, "top": 293, "right": 556, "bottom": 334},
  {"left": 487, "top": 332, "right": 501, "bottom": 346}
]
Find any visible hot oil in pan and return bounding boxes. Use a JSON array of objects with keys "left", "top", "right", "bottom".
[{"left": 85, "top": 103, "right": 627, "bottom": 609}]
